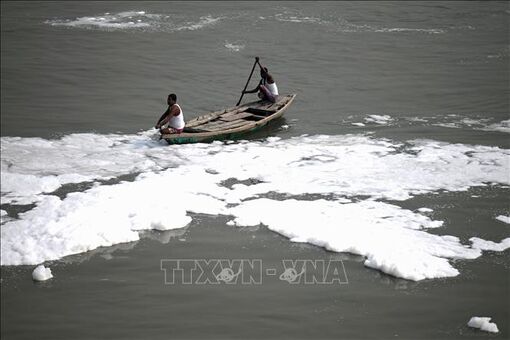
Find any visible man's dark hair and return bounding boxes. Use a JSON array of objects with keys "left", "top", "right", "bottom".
[{"left": 168, "top": 93, "right": 177, "bottom": 101}]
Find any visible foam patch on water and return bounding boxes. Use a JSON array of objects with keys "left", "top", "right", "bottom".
[
  {"left": 32, "top": 265, "right": 53, "bottom": 281},
  {"left": 336, "top": 19, "right": 446, "bottom": 34},
  {"left": 374, "top": 27, "right": 445, "bottom": 34},
  {"left": 482, "top": 119, "right": 510, "bottom": 133},
  {"left": 0, "top": 131, "right": 171, "bottom": 204},
  {"left": 345, "top": 115, "right": 510, "bottom": 134},
  {"left": 175, "top": 15, "right": 223, "bottom": 31},
  {"left": 46, "top": 11, "right": 154, "bottom": 29},
  {"left": 432, "top": 117, "right": 510, "bottom": 134},
  {"left": 470, "top": 237, "right": 510, "bottom": 252},
  {"left": 270, "top": 9, "right": 446, "bottom": 34},
  {"left": 1, "top": 132, "right": 509, "bottom": 280},
  {"left": 275, "top": 13, "right": 322, "bottom": 24},
  {"left": 46, "top": 11, "right": 223, "bottom": 32},
  {"left": 495, "top": 215, "right": 510, "bottom": 224},
  {"left": 4, "top": 132, "right": 508, "bottom": 205},
  {"left": 224, "top": 42, "right": 245, "bottom": 52},
  {"left": 0, "top": 209, "right": 13, "bottom": 225},
  {"left": 364, "top": 114, "right": 393, "bottom": 125},
  {"left": 467, "top": 317, "right": 499, "bottom": 333},
  {"left": 227, "top": 198, "right": 482, "bottom": 281},
  {"left": 44, "top": 8, "right": 462, "bottom": 36},
  {"left": 1, "top": 168, "right": 225, "bottom": 265}
]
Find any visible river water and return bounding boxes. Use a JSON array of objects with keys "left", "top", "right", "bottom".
[{"left": 1, "top": 1, "right": 509, "bottom": 339}]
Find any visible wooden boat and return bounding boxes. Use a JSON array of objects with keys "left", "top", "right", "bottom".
[{"left": 161, "top": 94, "right": 296, "bottom": 144}]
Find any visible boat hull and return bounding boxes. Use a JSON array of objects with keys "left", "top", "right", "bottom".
[{"left": 162, "top": 94, "right": 296, "bottom": 144}]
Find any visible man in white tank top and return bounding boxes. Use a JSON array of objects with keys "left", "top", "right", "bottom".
[
  {"left": 155, "top": 93, "right": 185, "bottom": 134},
  {"left": 243, "top": 57, "right": 279, "bottom": 103}
]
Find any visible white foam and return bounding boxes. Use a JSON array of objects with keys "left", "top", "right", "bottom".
[
  {"left": 0, "top": 209, "right": 13, "bottom": 225},
  {"left": 2, "top": 132, "right": 508, "bottom": 207},
  {"left": 339, "top": 20, "right": 446, "bottom": 34},
  {"left": 273, "top": 12, "right": 442, "bottom": 34},
  {"left": 470, "top": 237, "right": 510, "bottom": 252},
  {"left": 418, "top": 208, "right": 433, "bottom": 213},
  {"left": 45, "top": 11, "right": 222, "bottom": 32},
  {"left": 0, "top": 131, "right": 172, "bottom": 204},
  {"left": 1, "top": 167, "right": 227, "bottom": 265},
  {"left": 496, "top": 215, "right": 510, "bottom": 224},
  {"left": 435, "top": 123, "right": 461, "bottom": 129},
  {"left": 467, "top": 317, "right": 499, "bottom": 333},
  {"left": 351, "top": 122, "right": 366, "bottom": 127},
  {"left": 175, "top": 15, "right": 222, "bottom": 31},
  {"left": 406, "top": 117, "right": 429, "bottom": 123},
  {"left": 433, "top": 117, "right": 510, "bottom": 134},
  {"left": 482, "top": 119, "right": 510, "bottom": 133},
  {"left": 460, "top": 118, "right": 486, "bottom": 126},
  {"left": 275, "top": 14, "right": 322, "bottom": 24},
  {"left": 2, "top": 133, "right": 509, "bottom": 280},
  {"left": 374, "top": 27, "right": 445, "bottom": 34},
  {"left": 32, "top": 265, "right": 53, "bottom": 281},
  {"left": 46, "top": 11, "right": 153, "bottom": 29},
  {"left": 227, "top": 198, "right": 483, "bottom": 281},
  {"left": 224, "top": 42, "right": 245, "bottom": 52},
  {"left": 364, "top": 115, "right": 393, "bottom": 125}
]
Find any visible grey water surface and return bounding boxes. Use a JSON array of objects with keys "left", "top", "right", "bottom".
[{"left": 1, "top": 1, "right": 509, "bottom": 339}]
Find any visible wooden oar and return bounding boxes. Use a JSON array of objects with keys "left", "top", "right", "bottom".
[{"left": 236, "top": 57, "right": 259, "bottom": 106}]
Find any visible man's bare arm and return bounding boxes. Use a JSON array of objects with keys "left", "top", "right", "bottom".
[
  {"left": 244, "top": 79, "right": 262, "bottom": 94},
  {"left": 257, "top": 59, "right": 274, "bottom": 83},
  {"left": 155, "top": 107, "right": 170, "bottom": 128}
]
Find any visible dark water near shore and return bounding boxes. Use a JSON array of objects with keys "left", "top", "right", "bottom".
[{"left": 1, "top": 1, "right": 509, "bottom": 339}]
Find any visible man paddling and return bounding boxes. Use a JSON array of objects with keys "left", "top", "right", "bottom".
[
  {"left": 242, "top": 57, "right": 279, "bottom": 103},
  {"left": 155, "top": 93, "right": 185, "bottom": 134}
]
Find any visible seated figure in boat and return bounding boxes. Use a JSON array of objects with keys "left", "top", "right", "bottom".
[
  {"left": 243, "top": 58, "right": 279, "bottom": 103},
  {"left": 155, "top": 93, "right": 185, "bottom": 134}
]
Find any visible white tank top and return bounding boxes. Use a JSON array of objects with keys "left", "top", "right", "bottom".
[
  {"left": 169, "top": 104, "right": 185, "bottom": 129},
  {"left": 265, "top": 81, "right": 279, "bottom": 96}
]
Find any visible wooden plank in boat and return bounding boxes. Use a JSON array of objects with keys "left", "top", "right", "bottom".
[
  {"left": 207, "top": 120, "right": 253, "bottom": 132},
  {"left": 219, "top": 112, "right": 256, "bottom": 122},
  {"left": 219, "top": 107, "right": 248, "bottom": 119},
  {"left": 200, "top": 119, "right": 251, "bottom": 132},
  {"left": 186, "top": 107, "right": 247, "bottom": 127},
  {"left": 260, "top": 102, "right": 280, "bottom": 110},
  {"left": 197, "top": 121, "right": 228, "bottom": 130},
  {"left": 199, "top": 119, "right": 248, "bottom": 131},
  {"left": 181, "top": 96, "right": 288, "bottom": 129},
  {"left": 186, "top": 114, "right": 221, "bottom": 127}
]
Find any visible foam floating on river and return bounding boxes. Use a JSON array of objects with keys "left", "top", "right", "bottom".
[
  {"left": 495, "top": 215, "right": 510, "bottom": 224},
  {"left": 470, "top": 237, "right": 510, "bottom": 252},
  {"left": 2, "top": 133, "right": 509, "bottom": 281},
  {"left": 32, "top": 265, "right": 53, "bottom": 281},
  {"left": 467, "top": 316, "right": 499, "bottom": 333}
]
